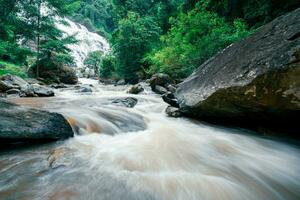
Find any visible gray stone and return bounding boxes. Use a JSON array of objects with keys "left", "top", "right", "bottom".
[
  {"left": 6, "top": 88, "right": 20, "bottom": 95},
  {"left": 166, "top": 106, "right": 182, "bottom": 118},
  {"left": 112, "top": 97, "right": 138, "bottom": 108},
  {"left": 127, "top": 84, "right": 144, "bottom": 94},
  {"left": 0, "top": 100, "right": 74, "bottom": 144}
]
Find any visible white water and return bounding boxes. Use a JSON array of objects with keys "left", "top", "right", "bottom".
[
  {"left": 1, "top": 79, "right": 300, "bottom": 200},
  {"left": 56, "top": 19, "right": 110, "bottom": 69}
]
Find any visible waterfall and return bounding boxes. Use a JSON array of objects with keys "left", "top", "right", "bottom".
[{"left": 56, "top": 18, "right": 110, "bottom": 77}]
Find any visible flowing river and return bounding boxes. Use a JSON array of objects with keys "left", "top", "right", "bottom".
[{"left": 0, "top": 79, "right": 300, "bottom": 200}]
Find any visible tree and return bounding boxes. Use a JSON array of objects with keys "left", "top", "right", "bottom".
[
  {"left": 146, "top": 2, "right": 250, "bottom": 79},
  {"left": 99, "top": 54, "right": 116, "bottom": 78},
  {"left": 112, "top": 12, "right": 160, "bottom": 83},
  {"left": 84, "top": 51, "right": 103, "bottom": 75}
]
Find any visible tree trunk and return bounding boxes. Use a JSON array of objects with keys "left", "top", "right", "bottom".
[{"left": 36, "top": 0, "right": 41, "bottom": 78}]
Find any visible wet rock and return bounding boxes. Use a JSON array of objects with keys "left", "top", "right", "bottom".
[
  {"left": 162, "top": 92, "right": 179, "bottom": 108},
  {"left": 76, "top": 85, "right": 93, "bottom": 93},
  {"left": 154, "top": 85, "right": 168, "bottom": 95},
  {"left": 166, "top": 106, "right": 182, "bottom": 118},
  {"left": 127, "top": 84, "right": 144, "bottom": 94},
  {"left": 20, "top": 87, "right": 38, "bottom": 97},
  {"left": 28, "top": 60, "right": 78, "bottom": 84},
  {"left": 174, "top": 8, "right": 300, "bottom": 136},
  {"left": 0, "top": 100, "right": 74, "bottom": 144},
  {"left": 58, "top": 66, "right": 78, "bottom": 84},
  {"left": 149, "top": 73, "right": 173, "bottom": 89},
  {"left": 25, "top": 78, "right": 45, "bottom": 85},
  {"left": 166, "top": 84, "right": 177, "bottom": 93},
  {"left": 6, "top": 88, "right": 20, "bottom": 95},
  {"left": 31, "top": 84, "right": 55, "bottom": 97},
  {"left": 0, "top": 80, "right": 14, "bottom": 91},
  {"left": 99, "top": 78, "right": 117, "bottom": 85},
  {"left": 149, "top": 73, "right": 174, "bottom": 95},
  {"left": 116, "top": 79, "right": 126, "bottom": 85},
  {"left": 0, "top": 93, "right": 7, "bottom": 98},
  {"left": 0, "top": 74, "right": 29, "bottom": 92},
  {"left": 112, "top": 97, "right": 138, "bottom": 108}
]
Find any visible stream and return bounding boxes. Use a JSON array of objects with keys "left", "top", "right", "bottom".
[{"left": 0, "top": 79, "right": 300, "bottom": 200}]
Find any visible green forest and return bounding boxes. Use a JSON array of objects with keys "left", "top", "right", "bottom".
[{"left": 0, "top": 0, "right": 299, "bottom": 82}]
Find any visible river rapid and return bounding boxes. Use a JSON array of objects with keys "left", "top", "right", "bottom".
[{"left": 0, "top": 79, "right": 300, "bottom": 200}]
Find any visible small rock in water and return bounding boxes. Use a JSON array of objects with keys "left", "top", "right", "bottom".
[
  {"left": 116, "top": 79, "right": 126, "bottom": 86},
  {"left": 77, "top": 85, "right": 93, "bottom": 93},
  {"left": 154, "top": 85, "right": 168, "bottom": 95},
  {"left": 51, "top": 83, "right": 67, "bottom": 89},
  {"left": 127, "top": 84, "right": 144, "bottom": 94},
  {"left": 166, "top": 106, "right": 182, "bottom": 118},
  {"left": 162, "top": 92, "right": 179, "bottom": 108},
  {"left": 166, "top": 84, "right": 177, "bottom": 93},
  {"left": 31, "top": 84, "right": 55, "bottom": 97},
  {"left": 112, "top": 97, "right": 138, "bottom": 108}
]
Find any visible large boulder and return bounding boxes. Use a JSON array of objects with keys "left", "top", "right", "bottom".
[
  {"left": 31, "top": 84, "right": 55, "bottom": 97},
  {"left": 174, "top": 9, "right": 300, "bottom": 136},
  {"left": 0, "top": 100, "right": 74, "bottom": 144},
  {"left": 29, "top": 60, "right": 78, "bottom": 84},
  {"left": 0, "top": 74, "right": 30, "bottom": 92}
]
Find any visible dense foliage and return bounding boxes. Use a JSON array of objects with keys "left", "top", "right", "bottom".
[
  {"left": 66, "top": 0, "right": 115, "bottom": 37},
  {"left": 99, "top": 54, "right": 116, "bottom": 78},
  {"left": 84, "top": 51, "right": 103, "bottom": 75},
  {"left": 0, "top": 0, "right": 299, "bottom": 80},
  {"left": 146, "top": 3, "right": 250, "bottom": 79},
  {"left": 0, "top": 0, "right": 76, "bottom": 77},
  {"left": 107, "top": 0, "right": 299, "bottom": 81}
]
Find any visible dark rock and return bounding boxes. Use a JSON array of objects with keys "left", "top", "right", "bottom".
[
  {"left": 0, "top": 100, "right": 73, "bottom": 144},
  {"left": 0, "top": 93, "right": 7, "bottom": 98},
  {"left": 149, "top": 73, "right": 173, "bottom": 90},
  {"left": 166, "top": 106, "right": 182, "bottom": 118},
  {"left": 25, "top": 78, "right": 45, "bottom": 85},
  {"left": 59, "top": 66, "right": 78, "bottom": 84},
  {"left": 162, "top": 92, "right": 179, "bottom": 108},
  {"left": 112, "top": 97, "right": 138, "bottom": 108},
  {"left": 0, "top": 80, "right": 14, "bottom": 91},
  {"left": 20, "top": 87, "right": 38, "bottom": 97},
  {"left": 154, "top": 85, "right": 168, "bottom": 95},
  {"left": 166, "top": 84, "right": 177, "bottom": 93},
  {"left": 76, "top": 85, "right": 93, "bottom": 93},
  {"left": 31, "top": 84, "right": 55, "bottom": 97},
  {"left": 0, "top": 74, "right": 29, "bottom": 92},
  {"left": 6, "top": 88, "right": 20, "bottom": 95},
  {"left": 28, "top": 61, "right": 78, "bottom": 84},
  {"left": 51, "top": 83, "right": 67, "bottom": 89},
  {"left": 127, "top": 84, "right": 144, "bottom": 94},
  {"left": 116, "top": 79, "right": 126, "bottom": 85},
  {"left": 99, "top": 78, "right": 117, "bottom": 85},
  {"left": 175, "top": 9, "right": 300, "bottom": 136}
]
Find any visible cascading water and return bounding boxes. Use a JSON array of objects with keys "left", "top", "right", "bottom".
[
  {"left": 56, "top": 18, "right": 110, "bottom": 77},
  {"left": 1, "top": 79, "right": 300, "bottom": 200}
]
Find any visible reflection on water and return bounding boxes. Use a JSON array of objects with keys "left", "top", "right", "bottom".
[{"left": 1, "top": 79, "right": 300, "bottom": 200}]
